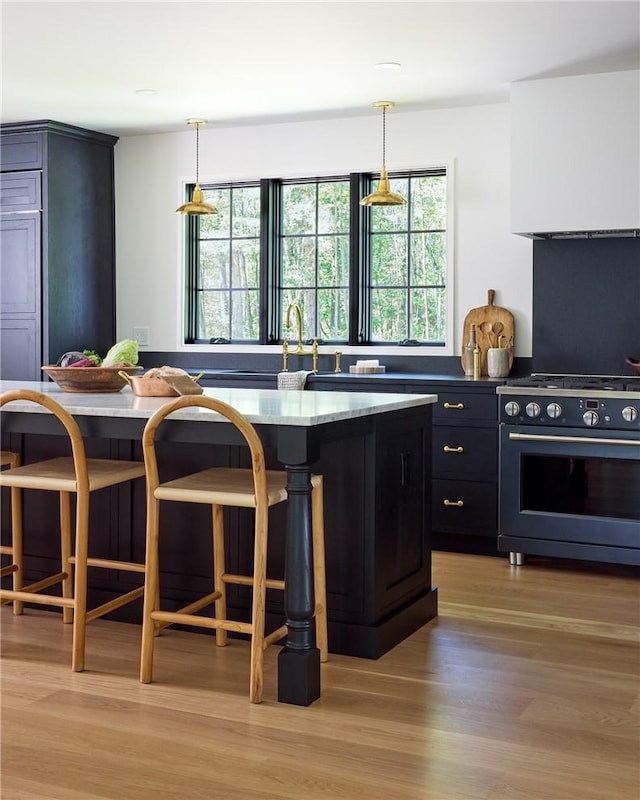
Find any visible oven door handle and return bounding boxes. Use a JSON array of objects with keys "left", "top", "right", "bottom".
[{"left": 509, "top": 432, "right": 640, "bottom": 447}]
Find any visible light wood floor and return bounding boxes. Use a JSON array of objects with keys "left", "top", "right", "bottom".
[{"left": 2, "top": 552, "right": 639, "bottom": 800}]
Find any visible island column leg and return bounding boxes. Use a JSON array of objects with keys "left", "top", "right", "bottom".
[{"left": 277, "top": 464, "right": 320, "bottom": 706}]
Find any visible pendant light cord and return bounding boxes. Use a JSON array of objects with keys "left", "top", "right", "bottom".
[
  {"left": 195, "top": 122, "right": 200, "bottom": 185},
  {"left": 381, "top": 105, "right": 387, "bottom": 171}
]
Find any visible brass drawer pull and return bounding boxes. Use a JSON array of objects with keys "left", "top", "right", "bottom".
[
  {"left": 443, "top": 499, "right": 464, "bottom": 507},
  {"left": 443, "top": 402, "right": 464, "bottom": 410},
  {"left": 443, "top": 445, "right": 464, "bottom": 454}
]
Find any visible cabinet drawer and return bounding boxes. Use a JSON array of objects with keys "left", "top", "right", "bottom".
[
  {"left": 0, "top": 133, "right": 43, "bottom": 171},
  {"left": 0, "top": 172, "right": 42, "bottom": 210},
  {"left": 432, "top": 479, "right": 497, "bottom": 536},
  {"left": 432, "top": 391, "right": 497, "bottom": 422},
  {"left": 432, "top": 426, "right": 497, "bottom": 477}
]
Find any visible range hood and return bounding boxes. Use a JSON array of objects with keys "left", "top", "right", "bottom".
[
  {"left": 510, "top": 73, "right": 640, "bottom": 241},
  {"left": 523, "top": 229, "right": 640, "bottom": 240}
]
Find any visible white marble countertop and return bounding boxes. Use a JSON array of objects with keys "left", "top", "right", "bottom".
[{"left": 0, "top": 380, "right": 436, "bottom": 428}]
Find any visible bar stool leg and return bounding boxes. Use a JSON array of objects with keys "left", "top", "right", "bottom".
[
  {"left": 249, "top": 506, "right": 269, "bottom": 704},
  {"left": 212, "top": 504, "right": 227, "bottom": 647},
  {"left": 71, "top": 492, "right": 90, "bottom": 672},
  {"left": 140, "top": 496, "right": 160, "bottom": 683},
  {"left": 59, "top": 491, "right": 74, "bottom": 624},
  {"left": 10, "top": 483, "right": 24, "bottom": 615}
]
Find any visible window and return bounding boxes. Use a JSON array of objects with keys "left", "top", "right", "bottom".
[
  {"left": 191, "top": 183, "right": 261, "bottom": 342},
  {"left": 280, "top": 179, "right": 350, "bottom": 342},
  {"left": 369, "top": 173, "right": 447, "bottom": 343},
  {"left": 185, "top": 169, "right": 449, "bottom": 347}
]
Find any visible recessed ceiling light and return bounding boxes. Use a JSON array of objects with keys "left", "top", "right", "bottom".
[
  {"left": 135, "top": 88, "right": 158, "bottom": 96},
  {"left": 374, "top": 62, "right": 401, "bottom": 71}
]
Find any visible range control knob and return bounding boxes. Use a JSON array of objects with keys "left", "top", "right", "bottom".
[
  {"left": 622, "top": 405, "right": 638, "bottom": 423},
  {"left": 546, "top": 402, "right": 562, "bottom": 419},
  {"left": 504, "top": 401, "right": 520, "bottom": 417},
  {"left": 583, "top": 410, "right": 600, "bottom": 427},
  {"left": 525, "top": 402, "right": 541, "bottom": 418}
]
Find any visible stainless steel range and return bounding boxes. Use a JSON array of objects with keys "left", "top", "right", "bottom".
[{"left": 497, "top": 374, "right": 640, "bottom": 566}]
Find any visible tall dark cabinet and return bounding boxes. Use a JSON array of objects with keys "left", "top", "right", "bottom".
[{"left": 0, "top": 120, "right": 118, "bottom": 380}]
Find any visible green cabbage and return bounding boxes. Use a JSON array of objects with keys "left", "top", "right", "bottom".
[
  {"left": 101, "top": 338, "right": 139, "bottom": 367},
  {"left": 82, "top": 349, "right": 102, "bottom": 366}
]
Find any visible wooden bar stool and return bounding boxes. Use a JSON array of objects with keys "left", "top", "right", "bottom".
[
  {"left": 0, "top": 389, "right": 147, "bottom": 671},
  {"left": 140, "top": 394, "right": 328, "bottom": 704},
  {"left": 1, "top": 450, "right": 24, "bottom": 614}
]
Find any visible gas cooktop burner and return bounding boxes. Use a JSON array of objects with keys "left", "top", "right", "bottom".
[
  {"left": 506, "top": 374, "right": 640, "bottom": 392},
  {"left": 498, "top": 373, "right": 640, "bottom": 429}
]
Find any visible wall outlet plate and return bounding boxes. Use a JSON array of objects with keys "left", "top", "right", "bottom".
[{"left": 132, "top": 326, "right": 149, "bottom": 346}]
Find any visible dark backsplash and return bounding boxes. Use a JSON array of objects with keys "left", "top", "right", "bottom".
[
  {"left": 139, "top": 352, "right": 476, "bottom": 376},
  {"left": 532, "top": 237, "right": 640, "bottom": 375},
  {"left": 138, "top": 350, "right": 533, "bottom": 379}
]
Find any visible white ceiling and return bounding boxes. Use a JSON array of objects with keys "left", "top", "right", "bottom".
[{"left": 2, "top": 0, "right": 639, "bottom": 137}]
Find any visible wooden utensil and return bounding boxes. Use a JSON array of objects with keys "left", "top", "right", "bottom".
[
  {"left": 479, "top": 320, "right": 495, "bottom": 348},
  {"left": 492, "top": 321, "right": 504, "bottom": 343},
  {"left": 461, "top": 290, "right": 515, "bottom": 376}
]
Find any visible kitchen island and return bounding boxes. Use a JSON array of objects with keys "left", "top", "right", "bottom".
[{"left": 1, "top": 381, "right": 437, "bottom": 705}]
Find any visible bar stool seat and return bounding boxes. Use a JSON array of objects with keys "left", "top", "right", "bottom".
[
  {"left": 0, "top": 389, "right": 147, "bottom": 671},
  {"left": 140, "top": 394, "right": 328, "bottom": 704}
]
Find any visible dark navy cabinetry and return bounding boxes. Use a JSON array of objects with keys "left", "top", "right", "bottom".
[
  {"left": 0, "top": 121, "right": 118, "bottom": 380},
  {"left": 430, "top": 387, "right": 499, "bottom": 541},
  {"left": 309, "top": 373, "right": 502, "bottom": 547}
]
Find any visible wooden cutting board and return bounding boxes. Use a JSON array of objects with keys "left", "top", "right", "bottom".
[{"left": 461, "top": 289, "right": 515, "bottom": 376}]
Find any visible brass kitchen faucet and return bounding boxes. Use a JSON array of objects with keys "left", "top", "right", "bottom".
[{"left": 282, "top": 302, "right": 318, "bottom": 373}]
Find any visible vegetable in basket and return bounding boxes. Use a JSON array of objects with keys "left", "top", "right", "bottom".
[
  {"left": 101, "top": 339, "right": 140, "bottom": 367},
  {"left": 81, "top": 349, "right": 102, "bottom": 365},
  {"left": 56, "top": 339, "right": 139, "bottom": 368},
  {"left": 57, "top": 351, "right": 89, "bottom": 367},
  {"left": 57, "top": 350, "right": 101, "bottom": 367}
]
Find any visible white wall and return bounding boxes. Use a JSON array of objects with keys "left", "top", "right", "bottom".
[{"left": 114, "top": 102, "right": 533, "bottom": 358}]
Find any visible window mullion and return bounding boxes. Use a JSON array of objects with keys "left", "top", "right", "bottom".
[
  {"left": 260, "top": 178, "right": 281, "bottom": 343},
  {"left": 406, "top": 179, "right": 412, "bottom": 339},
  {"left": 350, "top": 172, "right": 370, "bottom": 344},
  {"left": 314, "top": 183, "right": 320, "bottom": 341},
  {"left": 227, "top": 188, "right": 233, "bottom": 340},
  {"left": 184, "top": 211, "right": 199, "bottom": 343}
]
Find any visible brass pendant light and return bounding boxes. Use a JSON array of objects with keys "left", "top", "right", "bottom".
[
  {"left": 176, "top": 119, "right": 218, "bottom": 215},
  {"left": 360, "top": 101, "right": 406, "bottom": 207}
]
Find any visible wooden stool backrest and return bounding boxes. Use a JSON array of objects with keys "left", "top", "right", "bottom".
[
  {"left": 141, "top": 395, "right": 269, "bottom": 506},
  {"left": 0, "top": 389, "right": 89, "bottom": 491}
]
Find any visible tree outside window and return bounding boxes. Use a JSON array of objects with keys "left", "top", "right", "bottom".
[
  {"left": 369, "top": 174, "right": 447, "bottom": 343},
  {"left": 280, "top": 180, "right": 350, "bottom": 342},
  {"left": 196, "top": 183, "right": 261, "bottom": 342},
  {"left": 186, "top": 169, "right": 448, "bottom": 347}
]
